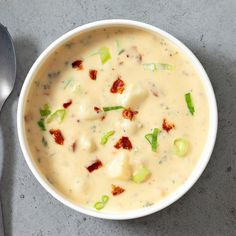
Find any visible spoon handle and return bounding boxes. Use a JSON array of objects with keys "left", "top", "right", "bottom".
[{"left": 0, "top": 199, "right": 4, "bottom": 235}]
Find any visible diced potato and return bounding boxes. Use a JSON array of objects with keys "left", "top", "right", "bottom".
[
  {"left": 117, "top": 119, "right": 143, "bottom": 135},
  {"left": 79, "top": 136, "right": 97, "bottom": 152},
  {"left": 119, "top": 84, "right": 148, "bottom": 107},
  {"left": 106, "top": 152, "right": 131, "bottom": 180},
  {"left": 79, "top": 100, "right": 105, "bottom": 121}
]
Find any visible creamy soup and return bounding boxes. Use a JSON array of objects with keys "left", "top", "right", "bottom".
[{"left": 24, "top": 27, "right": 209, "bottom": 212}]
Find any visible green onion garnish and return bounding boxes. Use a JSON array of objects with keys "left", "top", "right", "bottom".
[
  {"left": 145, "top": 133, "right": 152, "bottom": 145},
  {"left": 99, "top": 47, "right": 111, "bottom": 64},
  {"left": 145, "top": 128, "right": 160, "bottom": 152},
  {"left": 47, "top": 109, "right": 66, "bottom": 123},
  {"left": 185, "top": 92, "right": 195, "bottom": 115},
  {"left": 93, "top": 195, "right": 109, "bottom": 210},
  {"left": 37, "top": 119, "right": 46, "bottom": 131},
  {"left": 143, "top": 63, "right": 173, "bottom": 71},
  {"left": 132, "top": 165, "right": 151, "bottom": 183},
  {"left": 40, "top": 104, "right": 51, "bottom": 117},
  {"left": 103, "top": 106, "right": 124, "bottom": 112},
  {"left": 151, "top": 128, "right": 159, "bottom": 152},
  {"left": 101, "top": 130, "right": 115, "bottom": 145},
  {"left": 173, "top": 138, "right": 189, "bottom": 157}
]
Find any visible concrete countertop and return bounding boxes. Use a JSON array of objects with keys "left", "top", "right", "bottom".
[{"left": 0, "top": 0, "right": 235, "bottom": 235}]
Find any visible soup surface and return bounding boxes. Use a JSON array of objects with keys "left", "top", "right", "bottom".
[{"left": 24, "top": 27, "right": 209, "bottom": 212}]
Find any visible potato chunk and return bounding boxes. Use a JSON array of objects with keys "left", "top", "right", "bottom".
[
  {"left": 117, "top": 119, "right": 143, "bottom": 135},
  {"left": 79, "top": 100, "right": 105, "bottom": 121},
  {"left": 119, "top": 84, "right": 148, "bottom": 107},
  {"left": 106, "top": 152, "right": 131, "bottom": 180},
  {"left": 79, "top": 136, "right": 97, "bottom": 152}
]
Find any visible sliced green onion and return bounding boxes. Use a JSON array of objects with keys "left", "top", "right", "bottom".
[
  {"left": 145, "top": 133, "right": 152, "bottom": 145},
  {"left": 132, "top": 165, "right": 151, "bottom": 183},
  {"left": 99, "top": 47, "right": 111, "bottom": 64},
  {"left": 103, "top": 106, "right": 124, "bottom": 112},
  {"left": 40, "top": 104, "right": 51, "bottom": 117},
  {"left": 101, "top": 130, "right": 115, "bottom": 145},
  {"left": 94, "top": 202, "right": 104, "bottom": 210},
  {"left": 173, "top": 138, "right": 189, "bottom": 157},
  {"left": 47, "top": 109, "right": 66, "bottom": 123},
  {"left": 151, "top": 128, "right": 159, "bottom": 152},
  {"left": 145, "top": 128, "right": 160, "bottom": 152},
  {"left": 37, "top": 119, "right": 46, "bottom": 131},
  {"left": 93, "top": 195, "right": 109, "bottom": 210},
  {"left": 143, "top": 63, "right": 173, "bottom": 71},
  {"left": 101, "top": 195, "right": 109, "bottom": 204},
  {"left": 185, "top": 92, "right": 195, "bottom": 115}
]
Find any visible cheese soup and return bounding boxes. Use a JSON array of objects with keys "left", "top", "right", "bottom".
[{"left": 23, "top": 27, "right": 209, "bottom": 212}]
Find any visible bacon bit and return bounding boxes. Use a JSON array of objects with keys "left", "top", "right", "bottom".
[
  {"left": 122, "top": 108, "right": 138, "bottom": 121},
  {"left": 94, "top": 106, "right": 101, "bottom": 113},
  {"left": 112, "top": 185, "right": 125, "bottom": 196},
  {"left": 114, "top": 136, "right": 132, "bottom": 150},
  {"left": 63, "top": 100, "right": 72, "bottom": 108},
  {"left": 43, "top": 92, "right": 50, "bottom": 96},
  {"left": 110, "top": 78, "right": 125, "bottom": 94},
  {"left": 162, "top": 118, "right": 175, "bottom": 132},
  {"left": 101, "top": 115, "right": 106, "bottom": 121},
  {"left": 89, "top": 69, "right": 97, "bottom": 80},
  {"left": 72, "top": 60, "right": 83, "bottom": 70},
  {"left": 72, "top": 142, "right": 76, "bottom": 152},
  {"left": 49, "top": 129, "right": 64, "bottom": 145},
  {"left": 86, "top": 159, "right": 103, "bottom": 173}
]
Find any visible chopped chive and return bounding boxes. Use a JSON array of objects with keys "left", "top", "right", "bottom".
[
  {"left": 47, "top": 109, "right": 66, "bottom": 124},
  {"left": 185, "top": 92, "right": 195, "bottom": 115},
  {"left": 37, "top": 119, "right": 46, "bottom": 131},
  {"left": 40, "top": 104, "right": 51, "bottom": 117},
  {"left": 101, "top": 130, "right": 115, "bottom": 145},
  {"left": 143, "top": 63, "right": 173, "bottom": 71},
  {"left": 103, "top": 106, "right": 124, "bottom": 112},
  {"left": 173, "top": 138, "right": 189, "bottom": 157},
  {"left": 99, "top": 47, "right": 111, "bottom": 64}
]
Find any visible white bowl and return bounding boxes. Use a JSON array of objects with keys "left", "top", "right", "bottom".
[{"left": 17, "top": 19, "right": 218, "bottom": 220}]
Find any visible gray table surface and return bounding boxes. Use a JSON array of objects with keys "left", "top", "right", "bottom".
[{"left": 0, "top": 0, "right": 235, "bottom": 235}]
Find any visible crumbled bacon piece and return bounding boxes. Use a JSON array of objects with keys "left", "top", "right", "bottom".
[
  {"left": 86, "top": 160, "right": 103, "bottom": 173},
  {"left": 72, "top": 60, "right": 83, "bottom": 70},
  {"left": 63, "top": 100, "right": 72, "bottom": 108},
  {"left": 72, "top": 142, "right": 76, "bottom": 152},
  {"left": 112, "top": 185, "right": 125, "bottom": 196},
  {"left": 49, "top": 129, "right": 64, "bottom": 145},
  {"left": 89, "top": 69, "right": 97, "bottom": 80},
  {"left": 114, "top": 136, "right": 132, "bottom": 150},
  {"left": 122, "top": 108, "right": 138, "bottom": 121},
  {"left": 162, "top": 118, "right": 175, "bottom": 132},
  {"left": 110, "top": 77, "right": 125, "bottom": 94},
  {"left": 94, "top": 106, "right": 101, "bottom": 113}
]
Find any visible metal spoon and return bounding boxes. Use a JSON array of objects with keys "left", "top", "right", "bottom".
[{"left": 0, "top": 23, "right": 16, "bottom": 236}]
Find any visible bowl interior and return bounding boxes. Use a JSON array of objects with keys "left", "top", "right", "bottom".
[{"left": 17, "top": 19, "right": 218, "bottom": 220}]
